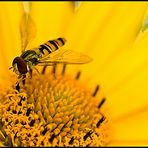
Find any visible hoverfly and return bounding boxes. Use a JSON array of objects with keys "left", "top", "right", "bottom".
[{"left": 10, "top": 13, "right": 92, "bottom": 80}]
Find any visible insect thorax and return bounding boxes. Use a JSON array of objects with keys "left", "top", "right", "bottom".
[{"left": 21, "top": 50, "right": 39, "bottom": 65}]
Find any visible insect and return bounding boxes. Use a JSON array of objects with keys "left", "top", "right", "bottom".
[{"left": 10, "top": 13, "right": 92, "bottom": 80}]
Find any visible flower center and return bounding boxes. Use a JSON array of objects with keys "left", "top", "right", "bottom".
[{"left": 0, "top": 65, "right": 110, "bottom": 146}]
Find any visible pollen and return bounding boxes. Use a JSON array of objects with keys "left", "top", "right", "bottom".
[{"left": 0, "top": 66, "right": 110, "bottom": 146}]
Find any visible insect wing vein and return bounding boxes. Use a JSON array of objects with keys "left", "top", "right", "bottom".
[
  {"left": 20, "top": 13, "right": 36, "bottom": 53},
  {"left": 38, "top": 49, "right": 93, "bottom": 64}
]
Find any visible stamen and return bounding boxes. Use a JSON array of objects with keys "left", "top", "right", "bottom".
[
  {"left": 69, "top": 136, "right": 74, "bottom": 145},
  {"left": 96, "top": 116, "right": 105, "bottom": 128},
  {"left": 98, "top": 98, "right": 106, "bottom": 109},
  {"left": 83, "top": 130, "right": 93, "bottom": 141},
  {"left": 29, "top": 119, "right": 35, "bottom": 126},
  {"left": 26, "top": 108, "right": 32, "bottom": 116},
  {"left": 49, "top": 134, "right": 56, "bottom": 143},
  {"left": 42, "top": 127, "right": 48, "bottom": 135},
  {"left": 75, "top": 71, "right": 81, "bottom": 80},
  {"left": 86, "top": 143, "right": 90, "bottom": 147},
  {"left": 92, "top": 85, "right": 99, "bottom": 97}
]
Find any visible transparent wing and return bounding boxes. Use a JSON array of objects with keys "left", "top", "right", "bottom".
[
  {"left": 38, "top": 49, "right": 93, "bottom": 65},
  {"left": 20, "top": 12, "right": 36, "bottom": 52}
]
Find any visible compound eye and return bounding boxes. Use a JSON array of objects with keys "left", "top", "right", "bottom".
[{"left": 13, "top": 57, "right": 28, "bottom": 74}]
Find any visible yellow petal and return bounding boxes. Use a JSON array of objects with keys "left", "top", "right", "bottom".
[
  {"left": 110, "top": 108, "right": 148, "bottom": 146},
  {"left": 107, "top": 65, "right": 148, "bottom": 119},
  {"left": 91, "top": 29, "right": 148, "bottom": 119},
  {"left": 65, "top": 2, "right": 116, "bottom": 52},
  {"left": 0, "top": 2, "right": 23, "bottom": 81},
  {"left": 65, "top": 2, "right": 117, "bottom": 77},
  {"left": 76, "top": 2, "right": 147, "bottom": 80},
  {"left": 90, "top": 2, "right": 147, "bottom": 62},
  {"left": 110, "top": 140, "right": 148, "bottom": 146},
  {"left": 140, "top": 6, "right": 148, "bottom": 32},
  {"left": 30, "top": 2, "right": 74, "bottom": 47}
]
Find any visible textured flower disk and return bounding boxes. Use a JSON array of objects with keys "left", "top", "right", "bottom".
[{"left": 0, "top": 67, "right": 110, "bottom": 146}]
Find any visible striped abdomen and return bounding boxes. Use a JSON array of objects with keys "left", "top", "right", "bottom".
[{"left": 38, "top": 37, "right": 66, "bottom": 56}]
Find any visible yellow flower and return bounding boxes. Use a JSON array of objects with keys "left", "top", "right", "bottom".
[{"left": 0, "top": 1, "right": 148, "bottom": 146}]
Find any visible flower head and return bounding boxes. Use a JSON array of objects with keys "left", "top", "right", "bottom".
[
  {"left": 0, "top": 67, "right": 110, "bottom": 146},
  {"left": 0, "top": 1, "right": 148, "bottom": 146}
]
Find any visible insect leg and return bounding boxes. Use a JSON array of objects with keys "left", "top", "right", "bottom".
[
  {"left": 29, "top": 69, "right": 33, "bottom": 78},
  {"left": 52, "top": 63, "right": 57, "bottom": 78},
  {"left": 41, "top": 66, "right": 47, "bottom": 74},
  {"left": 15, "top": 82, "right": 20, "bottom": 92},
  {"left": 15, "top": 75, "right": 25, "bottom": 91},
  {"left": 62, "top": 64, "right": 66, "bottom": 75},
  {"left": 34, "top": 67, "right": 40, "bottom": 75},
  {"left": 22, "top": 74, "right": 26, "bottom": 85},
  {"left": 15, "top": 74, "right": 26, "bottom": 92}
]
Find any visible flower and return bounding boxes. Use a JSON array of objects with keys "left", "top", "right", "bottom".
[
  {"left": 0, "top": 72, "right": 110, "bottom": 146},
  {"left": 0, "top": 1, "right": 148, "bottom": 146}
]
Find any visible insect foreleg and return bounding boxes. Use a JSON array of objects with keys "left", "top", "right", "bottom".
[
  {"left": 15, "top": 74, "right": 26, "bottom": 91},
  {"left": 29, "top": 69, "right": 33, "bottom": 78},
  {"left": 22, "top": 74, "right": 26, "bottom": 85},
  {"left": 15, "top": 82, "right": 20, "bottom": 92}
]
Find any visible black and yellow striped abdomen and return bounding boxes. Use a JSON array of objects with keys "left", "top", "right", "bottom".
[{"left": 38, "top": 37, "right": 66, "bottom": 57}]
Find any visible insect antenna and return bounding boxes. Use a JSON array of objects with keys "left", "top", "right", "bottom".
[{"left": 9, "top": 67, "right": 13, "bottom": 70}]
